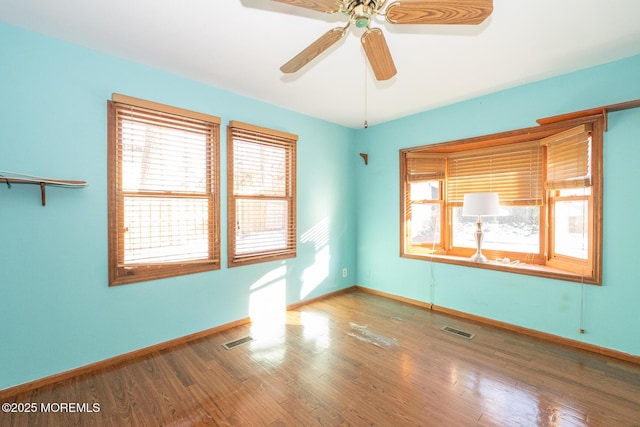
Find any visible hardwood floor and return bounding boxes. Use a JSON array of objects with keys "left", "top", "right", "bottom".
[{"left": 3, "top": 290, "right": 640, "bottom": 426}]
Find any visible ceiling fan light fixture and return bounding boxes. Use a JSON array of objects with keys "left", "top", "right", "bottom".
[{"left": 353, "top": 4, "right": 372, "bottom": 28}]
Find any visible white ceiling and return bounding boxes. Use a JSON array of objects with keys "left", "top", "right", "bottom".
[{"left": 1, "top": 0, "right": 639, "bottom": 128}]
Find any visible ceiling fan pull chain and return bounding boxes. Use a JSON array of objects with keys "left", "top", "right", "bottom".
[{"left": 364, "top": 53, "right": 368, "bottom": 128}]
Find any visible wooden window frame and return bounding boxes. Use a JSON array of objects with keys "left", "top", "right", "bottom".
[
  {"left": 404, "top": 153, "right": 446, "bottom": 254},
  {"left": 227, "top": 121, "right": 297, "bottom": 268},
  {"left": 107, "top": 94, "right": 221, "bottom": 286},
  {"left": 400, "top": 115, "right": 604, "bottom": 285},
  {"left": 404, "top": 180, "right": 445, "bottom": 255},
  {"left": 547, "top": 189, "right": 593, "bottom": 276}
]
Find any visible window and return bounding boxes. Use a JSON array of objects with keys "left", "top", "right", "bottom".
[
  {"left": 543, "top": 124, "right": 594, "bottom": 276},
  {"left": 108, "top": 94, "right": 220, "bottom": 286},
  {"left": 227, "top": 121, "right": 297, "bottom": 267},
  {"left": 400, "top": 116, "right": 603, "bottom": 284},
  {"left": 405, "top": 153, "right": 445, "bottom": 251}
]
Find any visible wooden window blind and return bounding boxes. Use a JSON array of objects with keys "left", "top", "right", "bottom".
[
  {"left": 541, "top": 124, "right": 592, "bottom": 190},
  {"left": 108, "top": 94, "right": 220, "bottom": 286},
  {"left": 227, "top": 121, "right": 297, "bottom": 267},
  {"left": 406, "top": 152, "right": 446, "bottom": 182},
  {"left": 447, "top": 141, "right": 543, "bottom": 206}
]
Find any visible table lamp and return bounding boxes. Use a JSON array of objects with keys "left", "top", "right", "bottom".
[{"left": 462, "top": 192, "right": 500, "bottom": 263}]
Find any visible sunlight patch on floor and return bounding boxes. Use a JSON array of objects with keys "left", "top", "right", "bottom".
[{"left": 249, "top": 265, "right": 287, "bottom": 340}]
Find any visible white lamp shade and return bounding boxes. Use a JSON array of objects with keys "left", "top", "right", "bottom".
[{"left": 462, "top": 192, "right": 501, "bottom": 216}]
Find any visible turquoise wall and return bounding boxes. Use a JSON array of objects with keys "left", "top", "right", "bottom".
[
  {"left": 355, "top": 54, "right": 640, "bottom": 357},
  {"left": 0, "top": 22, "right": 357, "bottom": 390},
  {"left": 2, "top": 19, "right": 639, "bottom": 391}
]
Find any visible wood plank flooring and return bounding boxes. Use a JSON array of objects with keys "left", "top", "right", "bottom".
[{"left": 2, "top": 290, "right": 640, "bottom": 426}]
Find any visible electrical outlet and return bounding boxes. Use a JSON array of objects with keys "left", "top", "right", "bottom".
[{"left": 342, "top": 268, "right": 347, "bottom": 278}]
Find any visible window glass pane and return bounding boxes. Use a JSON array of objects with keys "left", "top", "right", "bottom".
[
  {"left": 411, "top": 203, "right": 441, "bottom": 244},
  {"left": 410, "top": 181, "right": 439, "bottom": 201},
  {"left": 236, "top": 199, "right": 288, "bottom": 254},
  {"left": 453, "top": 206, "right": 540, "bottom": 253},
  {"left": 554, "top": 200, "right": 588, "bottom": 259},
  {"left": 234, "top": 140, "right": 286, "bottom": 197},
  {"left": 124, "top": 197, "right": 209, "bottom": 264}
]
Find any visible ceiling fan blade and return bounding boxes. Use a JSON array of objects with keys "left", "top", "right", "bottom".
[
  {"left": 385, "top": 0, "right": 493, "bottom": 25},
  {"left": 280, "top": 26, "right": 347, "bottom": 74},
  {"left": 361, "top": 28, "right": 397, "bottom": 81},
  {"left": 272, "top": 0, "right": 342, "bottom": 14}
]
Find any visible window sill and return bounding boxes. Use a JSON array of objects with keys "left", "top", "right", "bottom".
[{"left": 401, "top": 253, "right": 599, "bottom": 285}]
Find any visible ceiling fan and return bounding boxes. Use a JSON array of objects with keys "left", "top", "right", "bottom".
[{"left": 274, "top": 0, "right": 493, "bottom": 81}]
